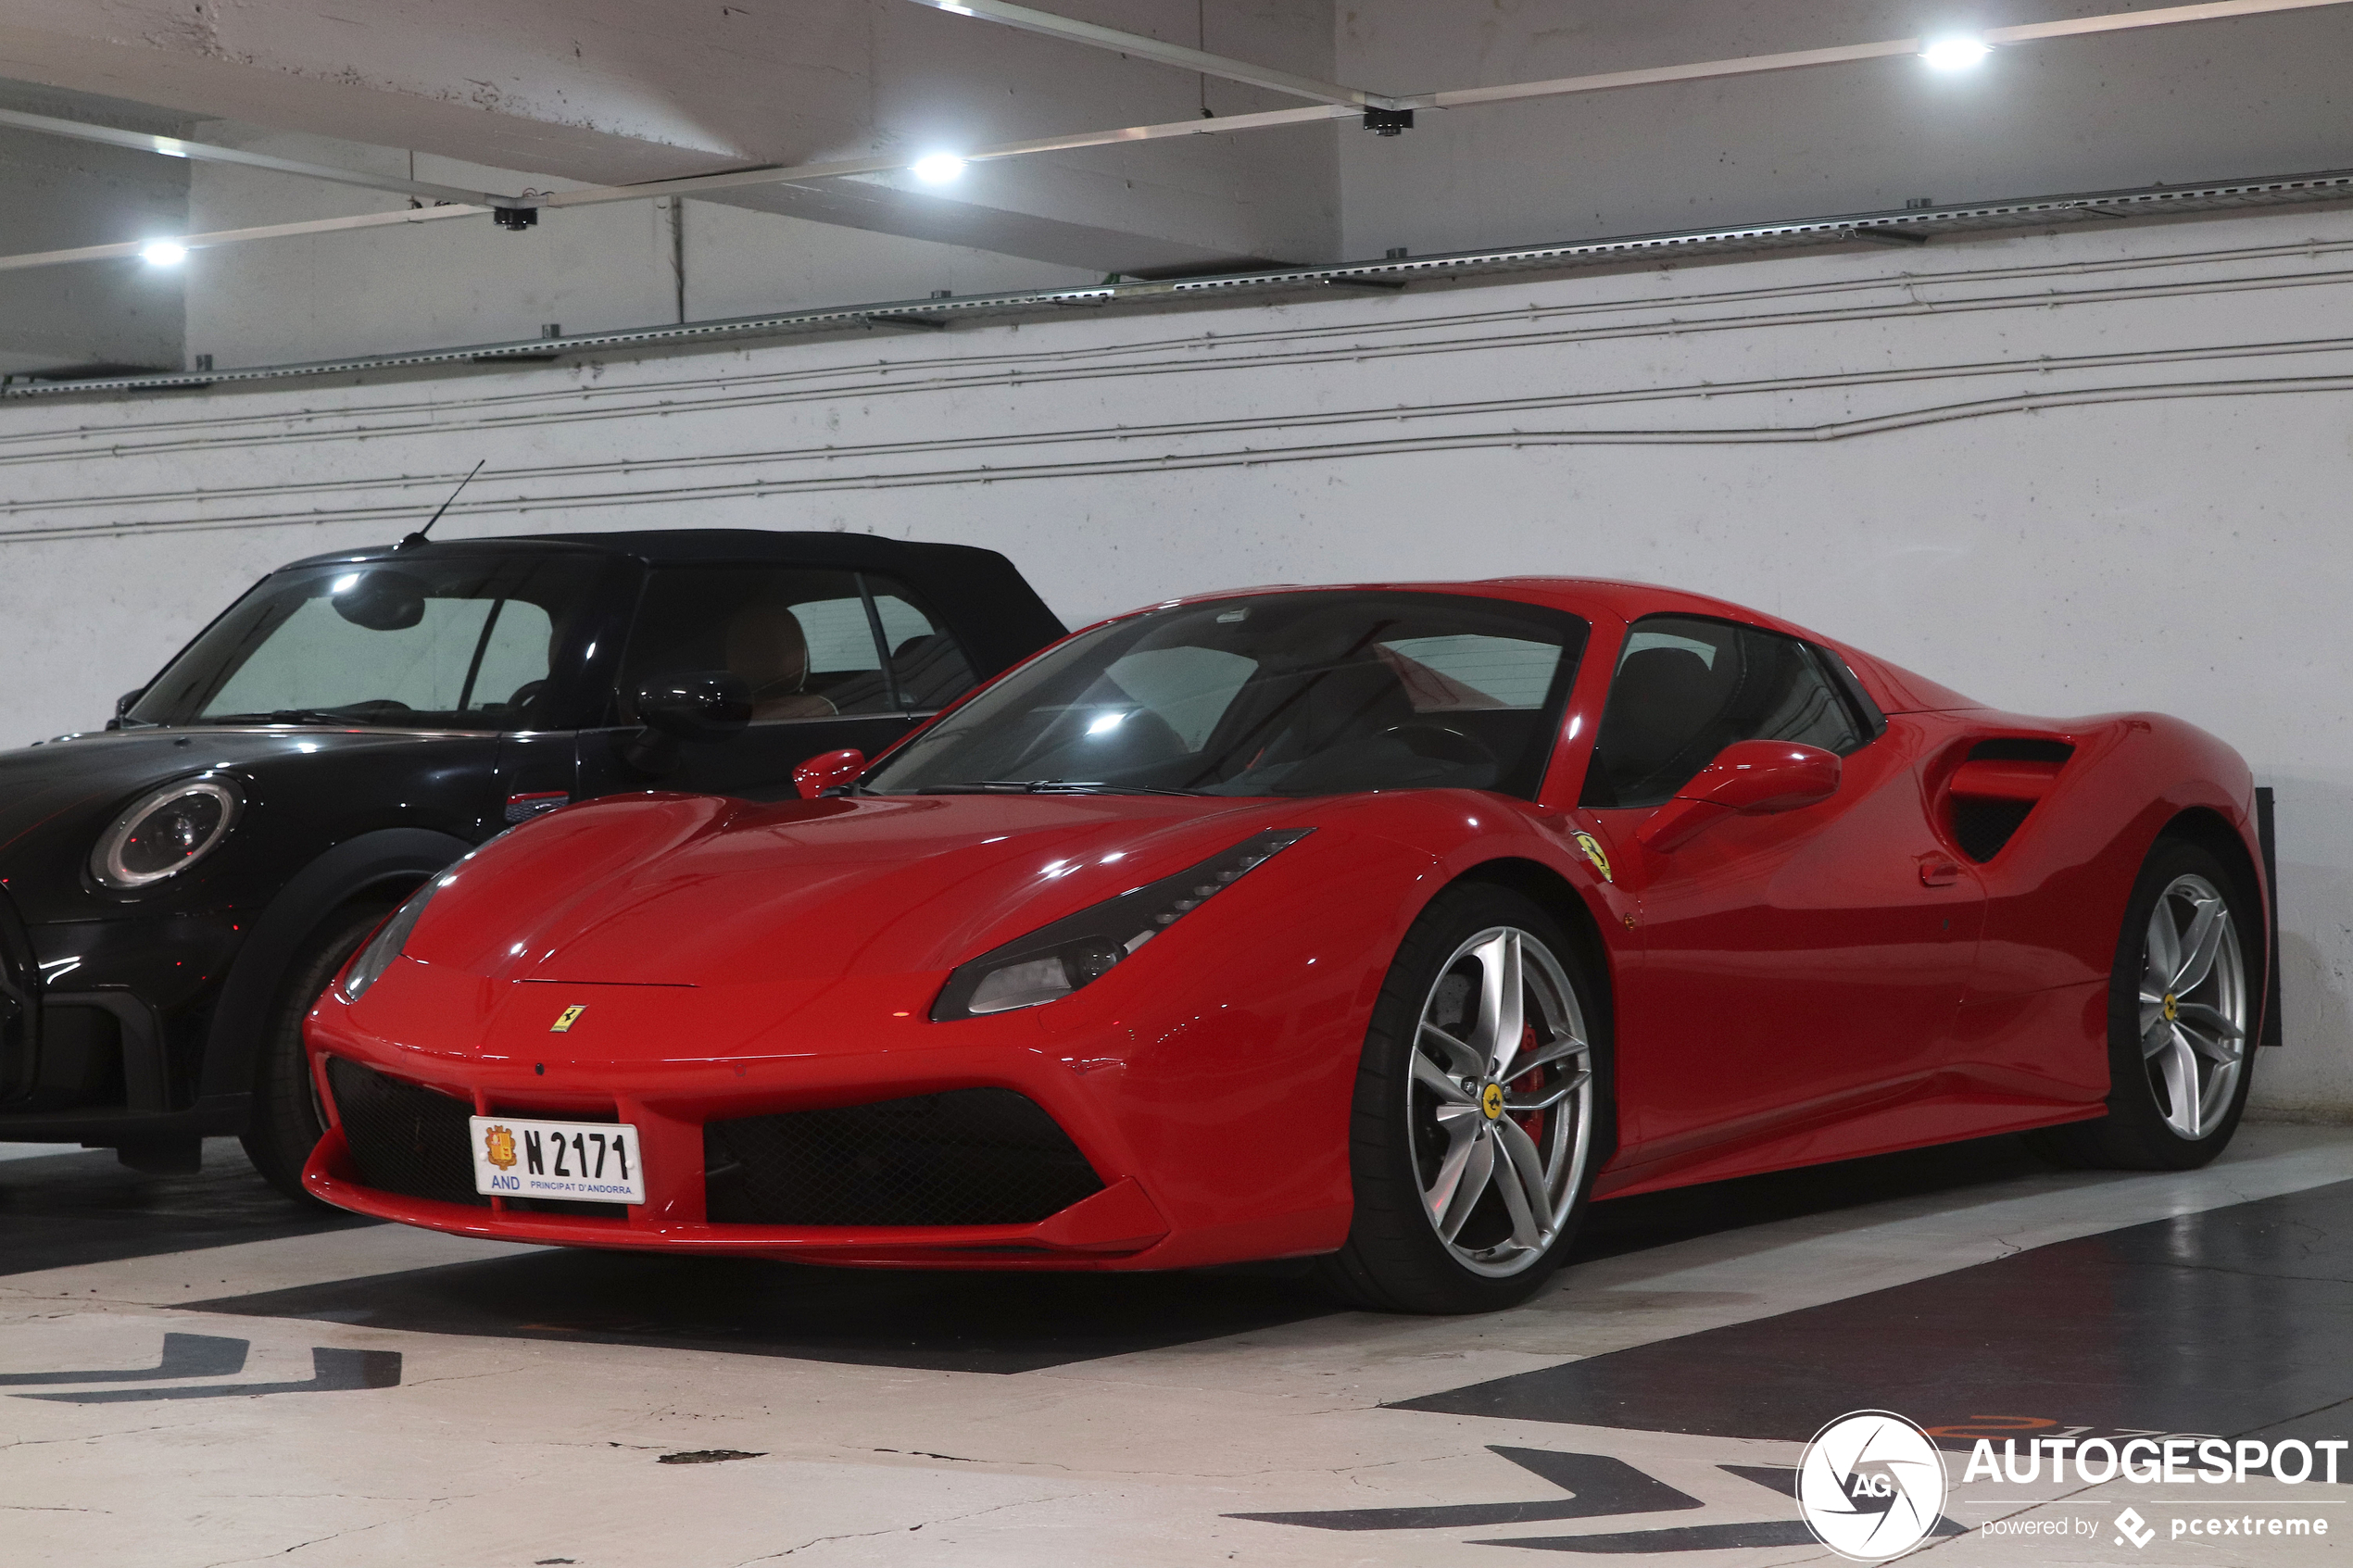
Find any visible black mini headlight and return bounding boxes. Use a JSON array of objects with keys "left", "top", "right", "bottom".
[
  {"left": 931, "top": 828, "right": 1312, "bottom": 1022},
  {"left": 90, "top": 775, "right": 243, "bottom": 890}
]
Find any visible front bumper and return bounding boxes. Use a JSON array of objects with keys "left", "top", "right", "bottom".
[
  {"left": 305, "top": 1122, "right": 1173, "bottom": 1268},
  {"left": 299, "top": 960, "right": 1244, "bottom": 1270}
]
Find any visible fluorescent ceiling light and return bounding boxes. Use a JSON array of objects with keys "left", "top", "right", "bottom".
[
  {"left": 910, "top": 153, "right": 968, "bottom": 183},
  {"left": 1921, "top": 35, "right": 1992, "bottom": 68},
  {"left": 138, "top": 240, "right": 188, "bottom": 266}
]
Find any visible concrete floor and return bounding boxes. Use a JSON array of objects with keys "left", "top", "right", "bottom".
[{"left": 3, "top": 1123, "right": 2349, "bottom": 1566}]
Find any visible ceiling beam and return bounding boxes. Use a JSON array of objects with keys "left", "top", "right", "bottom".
[
  {"left": 0, "top": 106, "right": 524, "bottom": 207},
  {"left": 900, "top": 0, "right": 1399, "bottom": 109}
]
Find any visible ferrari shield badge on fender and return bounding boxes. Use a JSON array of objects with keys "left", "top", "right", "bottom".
[
  {"left": 1573, "top": 831, "right": 1613, "bottom": 883},
  {"left": 550, "top": 1004, "right": 586, "bottom": 1033},
  {"left": 483, "top": 1124, "right": 518, "bottom": 1171}
]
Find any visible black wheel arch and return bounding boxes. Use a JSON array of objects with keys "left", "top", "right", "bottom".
[
  {"left": 2151, "top": 806, "right": 2270, "bottom": 1030},
  {"left": 197, "top": 826, "right": 473, "bottom": 1102}
]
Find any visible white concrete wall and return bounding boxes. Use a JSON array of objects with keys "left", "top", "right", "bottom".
[{"left": 3, "top": 205, "right": 2349, "bottom": 1117}]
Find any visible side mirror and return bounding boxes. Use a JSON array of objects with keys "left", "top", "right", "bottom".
[
  {"left": 1634, "top": 740, "right": 1841, "bottom": 854},
  {"left": 794, "top": 748, "right": 868, "bottom": 800},
  {"left": 624, "top": 671, "right": 752, "bottom": 773},
  {"left": 107, "top": 687, "right": 148, "bottom": 730}
]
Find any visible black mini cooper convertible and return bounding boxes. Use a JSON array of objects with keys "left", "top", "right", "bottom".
[{"left": 0, "top": 529, "right": 1064, "bottom": 1197}]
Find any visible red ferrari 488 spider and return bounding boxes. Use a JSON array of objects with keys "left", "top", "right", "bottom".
[{"left": 304, "top": 579, "right": 2268, "bottom": 1312}]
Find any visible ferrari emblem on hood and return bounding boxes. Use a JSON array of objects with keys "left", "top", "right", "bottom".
[
  {"left": 1573, "top": 831, "right": 1613, "bottom": 884},
  {"left": 483, "top": 1125, "right": 518, "bottom": 1170},
  {"left": 550, "top": 1004, "right": 586, "bottom": 1033}
]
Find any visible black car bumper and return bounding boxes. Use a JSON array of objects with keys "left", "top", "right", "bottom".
[{"left": 0, "top": 894, "right": 250, "bottom": 1147}]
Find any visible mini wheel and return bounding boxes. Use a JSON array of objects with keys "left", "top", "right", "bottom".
[{"left": 241, "top": 900, "right": 400, "bottom": 1204}]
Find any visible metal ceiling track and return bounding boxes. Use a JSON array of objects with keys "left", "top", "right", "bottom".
[{"left": 9, "top": 164, "right": 2353, "bottom": 401}]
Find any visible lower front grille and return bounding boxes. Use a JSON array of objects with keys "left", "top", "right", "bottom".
[
  {"left": 324, "top": 1057, "right": 485, "bottom": 1208},
  {"left": 703, "top": 1087, "right": 1103, "bottom": 1227}
]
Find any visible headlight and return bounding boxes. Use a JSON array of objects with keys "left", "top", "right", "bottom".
[
  {"left": 339, "top": 872, "right": 451, "bottom": 1002},
  {"left": 932, "top": 828, "right": 1312, "bottom": 1022},
  {"left": 90, "top": 776, "right": 243, "bottom": 889}
]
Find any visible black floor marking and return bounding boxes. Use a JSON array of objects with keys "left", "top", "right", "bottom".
[
  {"left": 14, "top": 1346, "right": 401, "bottom": 1403},
  {"left": 1395, "top": 1177, "right": 2353, "bottom": 1445},
  {"left": 0, "top": 1331, "right": 246, "bottom": 1386},
  {"left": 1229, "top": 1448, "right": 1702, "bottom": 1530},
  {"left": 0, "top": 1140, "right": 373, "bottom": 1275},
  {"left": 185, "top": 1249, "right": 1332, "bottom": 1374}
]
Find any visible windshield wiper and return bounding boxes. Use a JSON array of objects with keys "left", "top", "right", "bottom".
[
  {"left": 201, "top": 709, "right": 384, "bottom": 726},
  {"left": 912, "top": 779, "right": 1213, "bottom": 797}
]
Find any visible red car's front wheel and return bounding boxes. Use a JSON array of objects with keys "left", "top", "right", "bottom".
[{"left": 1321, "top": 884, "right": 1610, "bottom": 1313}]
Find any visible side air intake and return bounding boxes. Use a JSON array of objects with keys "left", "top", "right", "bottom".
[{"left": 1944, "top": 737, "right": 2076, "bottom": 862}]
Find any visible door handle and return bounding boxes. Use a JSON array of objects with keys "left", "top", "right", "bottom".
[{"left": 1917, "top": 853, "right": 1962, "bottom": 887}]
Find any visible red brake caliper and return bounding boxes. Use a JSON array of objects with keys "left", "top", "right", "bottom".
[{"left": 1509, "top": 1021, "right": 1545, "bottom": 1144}]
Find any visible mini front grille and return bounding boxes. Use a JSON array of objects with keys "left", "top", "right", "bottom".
[
  {"left": 323, "top": 1057, "right": 485, "bottom": 1208},
  {"left": 703, "top": 1087, "right": 1103, "bottom": 1228}
]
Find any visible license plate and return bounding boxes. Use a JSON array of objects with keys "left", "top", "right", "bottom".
[{"left": 469, "top": 1115, "right": 646, "bottom": 1205}]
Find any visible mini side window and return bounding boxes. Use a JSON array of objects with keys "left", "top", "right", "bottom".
[
  {"left": 1582, "top": 616, "right": 1868, "bottom": 809},
  {"left": 867, "top": 578, "right": 977, "bottom": 712}
]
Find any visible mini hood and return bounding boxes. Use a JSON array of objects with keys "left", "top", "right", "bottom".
[
  {"left": 0, "top": 726, "right": 471, "bottom": 879},
  {"left": 408, "top": 792, "right": 1315, "bottom": 988}
]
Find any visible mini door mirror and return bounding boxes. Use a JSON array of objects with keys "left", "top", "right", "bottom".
[
  {"left": 625, "top": 671, "right": 752, "bottom": 774},
  {"left": 635, "top": 672, "right": 753, "bottom": 744},
  {"left": 107, "top": 687, "right": 148, "bottom": 730},
  {"left": 1635, "top": 740, "right": 1841, "bottom": 854},
  {"left": 794, "top": 748, "right": 867, "bottom": 800}
]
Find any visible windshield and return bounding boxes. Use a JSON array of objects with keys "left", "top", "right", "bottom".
[
  {"left": 128, "top": 554, "right": 610, "bottom": 731},
  {"left": 866, "top": 590, "right": 1587, "bottom": 799}
]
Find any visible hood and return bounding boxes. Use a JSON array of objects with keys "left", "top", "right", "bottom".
[
  {"left": 409, "top": 792, "right": 1321, "bottom": 988},
  {"left": 0, "top": 726, "right": 487, "bottom": 905}
]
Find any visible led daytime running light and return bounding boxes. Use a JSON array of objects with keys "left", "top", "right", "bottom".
[{"left": 933, "top": 828, "right": 1313, "bottom": 1021}]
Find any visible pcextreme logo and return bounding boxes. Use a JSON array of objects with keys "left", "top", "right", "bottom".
[{"left": 1798, "top": 1411, "right": 1948, "bottom": 1562}]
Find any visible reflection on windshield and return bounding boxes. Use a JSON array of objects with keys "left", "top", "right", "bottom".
[
  {"left": 128, "top": 555, "right": 610, "bottom": 732},
  {"left": 866, "top": 591, "right": 1587, "bottom": 800}
]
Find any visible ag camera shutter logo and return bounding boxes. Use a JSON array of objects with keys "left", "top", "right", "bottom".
[{"left": 1798, "top": 1411, "right": 1948, "bottom": 1561}]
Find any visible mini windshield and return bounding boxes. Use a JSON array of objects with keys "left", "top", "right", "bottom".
[
  {"left": 127, "top": 554, "right": 610, "bottom": 731},
  {"left": 866, "top": 590, "right": 1587, "bottom": 799}
]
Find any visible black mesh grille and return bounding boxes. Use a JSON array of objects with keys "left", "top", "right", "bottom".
[
  {"left": 324, "top": 1057, "right": 485, "bottom": 1208},
  {"left": 703, "top": 1087, "right": 1102, "bottom": 1227},
  {"left": 1951, "top": 796, "right": 2036, "bottom": 862}
]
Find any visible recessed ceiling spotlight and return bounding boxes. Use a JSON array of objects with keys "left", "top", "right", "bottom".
[
  {"left": 911, "top": 153, "right": 968, "bottom": 183},
  {"left": 1920, "top": 35, "right": 1991, "bottom": 69},
  {"left": 138, "top": 239, "right": 189, "bottom": 266}
]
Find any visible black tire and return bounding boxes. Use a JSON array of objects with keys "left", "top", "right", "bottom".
[
  {"left": 1316, "top": 884, "right": 1612, "bottom": 1314},
  {"left": 239, "top": 900, "right": 398, "bottom": 1205},
  {"left": 2027, "top": 837, "right": 2258, "bottom": 1172}
]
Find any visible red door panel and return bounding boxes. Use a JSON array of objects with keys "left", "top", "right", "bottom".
[{"left": 1603, "top": 717, "right": 1985, "bottom": 1173}]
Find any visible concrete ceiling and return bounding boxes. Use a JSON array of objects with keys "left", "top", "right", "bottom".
[{"left": 0, "top": 0, "right": 1340, "bottom": 275}]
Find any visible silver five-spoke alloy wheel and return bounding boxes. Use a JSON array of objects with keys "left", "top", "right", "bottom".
[
  {"left": 1407, "top": 925, "right": 1594, "bottom": 1277},
  {"left": 2139, "top": 872, "right": 2247, "bottom": 1141}
]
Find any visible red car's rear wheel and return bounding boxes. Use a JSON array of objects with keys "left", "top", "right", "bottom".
[
  {"left": 1321, "top": 884, "right": 1609, "bottom": 1313},
  {"left": 2031, "top": 836, "right": 2257, "bottom": 1171}
]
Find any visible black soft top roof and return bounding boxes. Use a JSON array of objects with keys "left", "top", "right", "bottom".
[{"left": 280, "top": 529, "right": 1067, "bottom": 677}]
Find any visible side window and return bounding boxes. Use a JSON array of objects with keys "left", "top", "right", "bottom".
[
  {"left": 463, "top": 600, "right": 555, "bottom": 713},
  {"left": 866, "top": 577, "right": 977, "bottom": 712},
  {"left": 1582, "top": 616, "right": 1866, "bottom": 809},
  {"left": 623, "top": 568, "right": 897, "bottom": 722}
]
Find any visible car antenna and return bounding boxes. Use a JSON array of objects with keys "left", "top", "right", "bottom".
[{"left": 396, "top": 459, "right": 486, "bottom": 551}]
